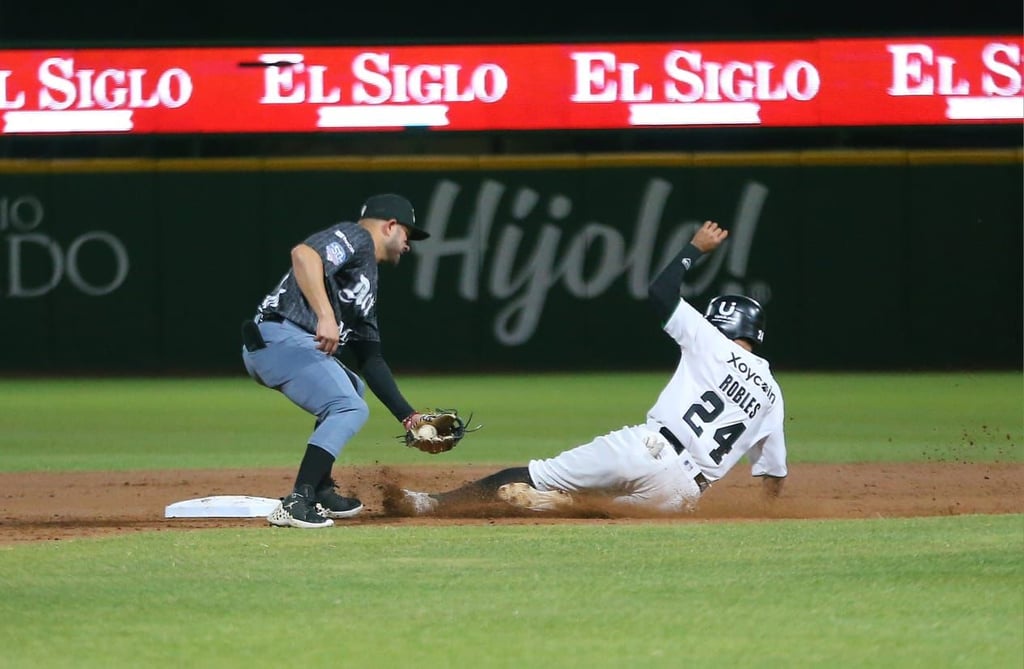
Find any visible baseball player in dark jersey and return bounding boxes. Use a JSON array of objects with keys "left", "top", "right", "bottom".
[
  {"left": 242, "top": 193, "right": 432, "bottom": 529},
  {"left": 397, "top": 221, "right": 787, "bottom": 516}
]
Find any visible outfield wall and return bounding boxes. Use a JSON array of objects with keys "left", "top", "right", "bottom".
[{"left": 0, "top": 149, "right": 1020, "bottom": 373}]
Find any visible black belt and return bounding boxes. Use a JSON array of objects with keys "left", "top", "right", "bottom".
[
  {"left": 659, "top": 426, "right": 710, "bottom": 493},
  {"left": 261, "top": 313, "right": 285, "bottom": 323}
]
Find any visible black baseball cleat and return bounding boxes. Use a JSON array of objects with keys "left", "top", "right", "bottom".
[
  {"left": 315, "top": 478, "right": 364, "bottom": 519},
  {"left": 267, "top": 484, "right": 334, "bottom": 529}
]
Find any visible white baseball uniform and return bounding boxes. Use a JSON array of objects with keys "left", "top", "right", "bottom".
[{"left": 528, "top": 297, "right": 787, "bottom": 512}]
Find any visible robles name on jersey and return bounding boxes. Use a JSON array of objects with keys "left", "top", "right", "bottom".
[{"left": 717, "top": 352, "right": 778, "bottom": 419}]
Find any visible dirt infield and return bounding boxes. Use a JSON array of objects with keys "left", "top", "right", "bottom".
[{"left": 1, "top": 463, "right": 1021, "bottom": 544}]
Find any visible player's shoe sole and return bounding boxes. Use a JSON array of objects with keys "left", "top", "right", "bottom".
[
  {"left": 267, "top": 501, "right": 335, "bottom": 529},
  {"left": 315, "top": 478, "right": 364, "bottom": 519},
  {"left": 401, "top": 489, "right": 439, "bottom": 515},
  {"left": 496, "top": 482, "right": 575, "bottom": 512},
  {"left": 316, "top": 501, "right": 364, "bottom": 519}
]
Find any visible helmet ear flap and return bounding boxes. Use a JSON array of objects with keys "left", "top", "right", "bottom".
[{"left": 704, "top": 295, "right": 766, "bottom": 348}]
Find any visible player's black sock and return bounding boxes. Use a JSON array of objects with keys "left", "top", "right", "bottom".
[
  {"left": 436, "top": 466, "right": 532, "bottom": 504},
  {"left": 294, "top": 444, "right": 335, "bottom": 493},
  {"left": 481, "top": 466, "right": 534, "bottom": 489}
]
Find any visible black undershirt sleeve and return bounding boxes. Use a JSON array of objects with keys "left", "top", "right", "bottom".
[
  {"left": 347, "top": 339, "right": 415, "bottom": 423},
  {"left": 647, "top": 242, "right": 705, "bottom": 322}
]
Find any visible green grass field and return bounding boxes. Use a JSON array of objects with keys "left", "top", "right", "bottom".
[
  {"left": 0, "top": 372, "right": 1021, "bottom": 668},
  {"left": 0, "top": 372, "right": 1020, "bottom": 471}
]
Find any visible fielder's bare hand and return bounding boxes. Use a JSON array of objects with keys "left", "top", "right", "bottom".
[
  {"left": 691, "top": 220, "right": 729, "bottom": 253},
  {"left": 314, "top": 316, "right": 340, "bottom": 354}
]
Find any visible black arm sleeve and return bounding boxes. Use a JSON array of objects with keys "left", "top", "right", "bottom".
[
  {"left": 347, "top": 339, "right": 416, "bottom": 423},
  {"left": 647, "top": 242, "right": 705, "bottom": 322}
]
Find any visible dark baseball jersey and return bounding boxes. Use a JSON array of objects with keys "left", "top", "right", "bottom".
[{"left": 256, "top": 221, "right": 380, "bottom": 347}]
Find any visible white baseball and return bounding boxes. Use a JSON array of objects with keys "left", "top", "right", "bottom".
[{"left": 416, "top": 424, "right": 438, "bottom": 439}]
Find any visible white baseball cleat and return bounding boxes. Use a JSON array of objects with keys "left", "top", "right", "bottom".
[
  {"left": 401, "top": 489, "right": 439, "bottom": 515},
  {"left": 496, "top": 482, "right": 575, "bottom": 512}
]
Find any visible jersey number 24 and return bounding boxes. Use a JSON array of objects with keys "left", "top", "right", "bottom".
[{"left": 682, "top": 390, "right": 746, "bottom": 464}]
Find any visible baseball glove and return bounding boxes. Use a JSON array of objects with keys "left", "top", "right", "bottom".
[{"left": 401, "top": 409, "right": 475, "bottom": 454}]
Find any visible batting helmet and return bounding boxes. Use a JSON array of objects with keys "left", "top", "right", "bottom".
[{"left": 704, "top": 294, "right": 766, "bottom": 348}]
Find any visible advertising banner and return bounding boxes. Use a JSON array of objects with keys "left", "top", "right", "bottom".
[{"left": 0, "top": 36, "right": 1020, "bottom": 134}]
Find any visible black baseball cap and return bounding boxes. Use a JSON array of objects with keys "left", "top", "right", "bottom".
[{"left": 359, "top": 193, "right": 429, "bottom": 240}]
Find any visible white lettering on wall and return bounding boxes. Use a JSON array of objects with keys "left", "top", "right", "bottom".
[
  {"left": 258, "top": 55, "right": 342, "bottom": 104},
  {"left": 352, "top": 52, "right": 507, "bottom": 104},
  {"left": 255, "top": 52, "right": 510, "bottom": 105},
  {"left": 0, "top": 70, "right": 26, "bottom": 109},
  {"left": 413, "top": 178, "right": 768, "bottom": 345},
  {"left": 570, "top": 52, "right": 654, "bottom": 102},
  {"left": 36, "top": 58, "right": 191, "bottom": 110},
  {"left": 663, "top": 50, "right": 819, "bottom": 102},
  {"left": 570, "top": 50, "right": 819, "bottom": 103},
  {"left": 888, "top": 44, "right": 970, "bottom": 96},
  {"left": 0, "top": 195, "right": 130, "bottom": 297},
  {"left": 981, "top": 43, "right": 1022, "bottom": 95},
  {"left": 888, "top": 42, "right": 1022, "bottom": 97}
]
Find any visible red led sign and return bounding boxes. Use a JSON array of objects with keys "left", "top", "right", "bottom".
[{"left": 0, "top": 36, "right": 1019, "bottom": 134}]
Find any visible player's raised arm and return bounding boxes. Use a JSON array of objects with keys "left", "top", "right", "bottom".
[{"left": 647, "top": 221, "right": 729, "bottom": 321}]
